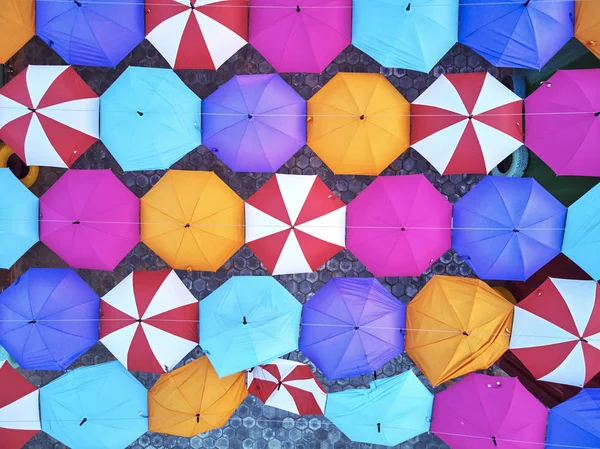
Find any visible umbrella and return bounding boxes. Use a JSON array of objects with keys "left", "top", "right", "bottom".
[
  {"left": 575, "top": 2, "right": 600, "bottom": 59},
  {"left": 200, "top": 276, "right": 302, "bottom": 377},
  {"left": 453, "top": 176, "right": 566, "bottom": 281},
  {"left": 100, "top": 270, "right": 198, "bottom": 374},
  {"left": 0, "top": 65, "right": 99, "bottom": 168},
  {"left": 352, "top": 0, "right": 458, "bottom": 73},
  {"left": 525, "top": 69, "right": 600, "bottom": 177},
  {"left": 40, "top": 170, "right": 140, "bottom": 271},
  {"left": 247, "top": 359, "right": 326, "bottom": 415},
  {"left": 36, "top": 0, "right": 145, "bottom": 67},
  {"left": 141, "top": 170, "right": 244, "bottom": 272},
  {"left": 459, "top": 0, "right": 573, "bottom": 70},
  {"left": 307, "top": 73, "right": 410, "bottom": 175},
  {"left": 100, "top": 67, "right": 201, "bottom": 171},
  {"left": 300, "top": 278, "right": 405, "bottom": 380},
  {"left": 202, "top": 74, "right": 306, "bottom": 172},
  {"left": 431, "top": 373, "right": 548, "bottom": 449},
  {"left": 0, "top": 168, "right": 38, "bottom": 269},
  {"left": 149, "top": 357, "right": 247, "bottom": 437},
  {"left": 245, "top": 174, "right": 346, "bottom": 275},
  {"left": 0, "top": 0, "right": 34, "bottom": 63},
  {"left": 406, "top": 275, "right": 514, "bottom": 386},
  {"left": 249, "top": 0, "right": 351, "bottom": 73},
  {"left": 40, "top": 361, "right": 148, "bottom": 449},
  {"left": 546, "top": 389, "right": 600, "bottom": 448},
  {"left": 0, "top": 268, "right": 99, "bottom": 371},
  {"left": 146, "top": 0, "right": 248, "bottom": 70},
  {"left": 411, "top": 72, "right": 523, "bottom": 175},
  {"left": 346, "top": 174, "right": 452, "bottom": 276},
  {"left": 325, "top": 371, "right": 433, "bottom": 446}
]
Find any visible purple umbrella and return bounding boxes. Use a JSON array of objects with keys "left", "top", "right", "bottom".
[
  {"left": 202, "top": 74, "right": 306, "bottom": 172},
  {"left": 299, "top": 278, "right": 405, "bottom": 380}
]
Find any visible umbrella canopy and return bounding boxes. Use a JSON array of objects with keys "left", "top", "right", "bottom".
[
  {"left": 325, "top": 371, "right": 433, "bottom": 446},
  {"left": 459, "top": 0, "right": 574, "bottom": 69},
  {"left": 149, "top": 357, "right": 247, "bottom": 437},
  {"left": 411, "top": 72, "right": 523, "bottom": 175},
  {"left": 40, "top": 362, "right": 148, "bottom": 449},
  {"left": 575, "top": 1, "right": 600, "bottom": 59},
  {"left": 200, "top": 276, "right": 302, "bottom": 377},
  {"left": 40, "top": 170, "right": 140, "bottom": 271},
  {"left": 0, "top": 65, "right": 99, "bottom": 168},
  {"left": 453, "top": 176, "right": 566, "bottom": 281},
  {"left": 202, "top": 74, "right": 306, "bottom": 172},
  {"left": 0, "top": 268, "right": 99, "bottom": 371},
  {"left": 100, "top": 67, "right": 202, "bottom": 171},
  {"left": 0, "top": 0, "right": 34, "bottom": 63},
  {"left": 546, "top": 389, "right": 600, "bottom": 448},
  {"left": 146, "top": 0, "right": 248, "bottom": 70},
  {"left": 100, "top": 270, "right": 198, "bottom": 374},
  {"left": 307, "top": 73, "right": 410, "bottom": 175},
  {"left": 36, "top": 0, "right": 144, "bottom": 67},
  {"left": 300, "top": 278, "right": 405, "bottom": 380},
  {"left": 247, "top": 359, "right": 326, "bottom": 415},
  {"left": 249, "top": 0, "right": 351, "bottom": 73},
  {"left": 246, "top": 174, "right": 345, "bottom": 275},
  {"left": 141, "top": 170, "right": 244, "bottom": 272},
  {"left": 406, "top": 275, "right": 514, "bottom": 386},
  {"left": 346, "top": 174, "right": 451, "bottom": 276}
]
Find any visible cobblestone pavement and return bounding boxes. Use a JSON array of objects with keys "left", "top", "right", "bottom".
[{"left": 6, "top": 37, "right": 513, "bottom": 449}]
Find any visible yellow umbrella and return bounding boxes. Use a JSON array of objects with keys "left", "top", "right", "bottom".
[
  {"left": 0, "top": 0, "right": 34, "bottom": 63},
  {"left": 575, "top": 1, "right": 600, "bottom": 59}
]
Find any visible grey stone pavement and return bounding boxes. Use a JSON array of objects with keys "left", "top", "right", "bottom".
[{"left": 5, "top": 37, "right": 514, "bottom": 449}]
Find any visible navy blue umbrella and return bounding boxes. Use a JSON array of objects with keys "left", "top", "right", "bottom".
[{"left": 546, "top": 389, "right": 600, "bottom": 449}]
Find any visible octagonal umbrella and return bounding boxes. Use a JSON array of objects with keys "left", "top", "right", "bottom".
[
  {"left": 575, "top": 1, "right": 600, "bottom": 59},
  {"left": 547, "top": 389, "right": 600, "bottom": 449},
  {"left": 0, "top": 0, "right": 34, "bottom": 63}
]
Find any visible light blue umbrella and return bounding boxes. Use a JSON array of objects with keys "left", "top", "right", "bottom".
[
  {"left": 100, "top": 66, "right": 201, "bottom": 171},
  {"left": 199, "top": 276, "right": 301, "bottom": 378}
]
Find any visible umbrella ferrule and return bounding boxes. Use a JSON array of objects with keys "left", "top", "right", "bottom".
[
  {"left": 406, "top": 3, "right": 411, "bottom": 11},
  {"left": 243, "top": 316, "right": 247, "bottom": 325},
  {"left": 80, "top": 418, "right": 87, "bottom": 426},
  {"left": 594, "top": 111, "right": 600, "bottom": 117},
  {"left": 74, "top": 0, "right": 82, "bottom": 6},
  {"left": 277, "top": 381, "right": 283, "bottom": 390},
  {"left": 377, "top": 423, "right": 381, "bottom": 433},
  {"left": 492, "top": 436, "right": 497, "bottom": 446},
  {"left": 196, "top": 413, "right": 200, "bottom": 423},
  {"left": 296, "top": 5, "right": 301, "bottom": 12}
]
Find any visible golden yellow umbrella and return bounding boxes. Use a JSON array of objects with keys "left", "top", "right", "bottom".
[
  {"left": 141, "top": 170, "right": 244, "bottom": 272},
  {"left": 575, "top": 1, "right": 600, "bottom": 59},
  {"left": 307, "top": 73, "right": 410, "bottom": 176},
  {"left": 0, "top": 0, "right": 34, "bottom": 63}
]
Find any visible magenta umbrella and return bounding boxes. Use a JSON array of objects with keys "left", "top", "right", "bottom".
[
  {"left": 40, "top": 170, "right": 140, "bottom": 271},
  {"left": 346, "top": 174, "right": 451, "bottom": 277}
]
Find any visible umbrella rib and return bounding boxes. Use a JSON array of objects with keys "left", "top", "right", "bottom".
[{"left": 547, "top": 119, "right": 598, "bottom": 174}]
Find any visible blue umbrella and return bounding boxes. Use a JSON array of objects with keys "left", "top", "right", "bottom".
[
  {"left": 453, "top": 176, "right": 566, "bottom": 281},
  {"left": 40, "top": 361, "right": 148, "bottom": 449},
  {"left": 546, "top": 389, "right": 600, "bottom": 449},
  {"left": 100, "top": 67, "right": 202, "bottom": 171}
]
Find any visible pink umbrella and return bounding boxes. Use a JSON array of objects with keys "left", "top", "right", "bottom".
[{"left": 40, "top": 170, "right": 140, "bottom": 271}]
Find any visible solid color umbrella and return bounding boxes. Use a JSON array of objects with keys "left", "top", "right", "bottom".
[
  {"left": 202, "top": 74, "right": 306, "bottom": 172},
  {"left": 100, "top": 270, "right": 198, "bottom": 374},
  {"left": 346, "top": 174, "right": 452, "bottom": 276},
  {"left": 149, "top": 357, "right": 247, "bottom": 437},
  {"left": 100, "top": 67, "right": 201, "bottom": 171},
  {"left": 0, "top": 268, "right": 99, "bottom": 371},
  {"left": 546, "top": 389, "right": 600, "bottom": 448},
  {"left": 300, "top": 278, "right": 405, "bottom": 380},
  {"left": 249, "top": 0, "right": 351, "bottom": 73},
  {"left": 0, "top": 0, "right": 34, "bottom": 63},
  {"left": 246, "top": 174, "right": 345, "bottom": 275},
  {"left": 325, "top": 371, "right": 433, "bottom": 446},
  {"left": 453, "top": 176, "right": 566, "bottom": 281},
  {"left": 141, "top": 170, "right": 244, "bottom": 272},
  {"left": 575, "top": 1, "right": 600, "bottom": 59},
  {"left": 40, "top": 362, "right": 148, "bottom": 449},
  {"left": 411, "top": 72, "right": 523, "bottom": 175},
  {"left": 146, "top": 0, "right": 248, "bottom": 70},
  {"left": 307, "top": 73, "right": 410, "bottom": 175},
  {"left": 406, "top": 275, "right": 514, "bottom": 386},
  {"left": 0, "top": 65, "right": 99, "bottom": 168},
  {"left": 40, "top": 170, "right": 140, "bottom": 271},
  {"left": 200, "top": 276, "right": 302, "bottom": 377}
]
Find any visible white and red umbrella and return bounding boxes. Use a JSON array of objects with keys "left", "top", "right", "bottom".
[
  {"left": 100, "top": 270, "right": 199, "bottom": 374},
  {"left": 411, "top": 72, "right": 523, "bottom": 175},
  {"left": 247, "top": 359, "right": 327, "bottom": 415},
  {"left": 0, "top": 65, "right": 99, "bottom": 168},
  {"left": 245, "top": 174, "right": 346, "bottom": 275},
  {"left": 510, "top": 277, "right": 600, "bottom": 387},
  {"left": 145, "top": 0, "right": 248, "bottom": 70}
]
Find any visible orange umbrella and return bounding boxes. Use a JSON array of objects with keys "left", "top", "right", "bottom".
[
  {"left": 575, "top": 1, "right": 600, "bottom": 59},
  {"left": 148, "top": 357, "right": 248, "bottom": 437},
  {"left": 0, "top": 0, "right": 34, "bottom": 63},
  {"left": 405, "top": 275, "right": 513, "bottom": 386}
]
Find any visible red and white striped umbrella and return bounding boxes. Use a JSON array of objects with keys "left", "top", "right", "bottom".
[
  {"left": 145, "top": 0, "right": 248, "bottom": 70},
  {"left": 245, "top": 174, "right": 346, "bottom": 275},
  {"left": 247, "top": 359, "right": 327, "bottom": 415},
  {"left": 0, "top": 65, "right": 99, "bottom": 168},
  {"left": 100, "top": 270, "right": 199, "bottom": 374},
  {"left": 510, "top": 278, "right": 600, "bottom": 387}
]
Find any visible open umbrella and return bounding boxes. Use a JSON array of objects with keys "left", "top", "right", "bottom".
[
  {"left": 575, "top": 2, "right": 600, "bottom": 59},
  {"left": 202, "top": 74, "right": 306, "bottom": 172},
  {"left": 0, "top": 0, "right": 34, "bottom": 63},
  {"left": 546, "top": 389, "right": 600, "bottom": 448}
]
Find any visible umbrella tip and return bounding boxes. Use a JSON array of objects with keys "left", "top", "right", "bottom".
[
  {"left": 243, "top": 316, "right": 248, "bottom": 325},
  {"left": 137, "top": 111, "right": 144, "bottom": 117},
  {"left": 512, "top": 228, "right": 519, "bottom": 233},
  {"left": 296, "top": 5, "right": 300, "bottom": 12},
  {"left": 406, "top": 3, "right": 411, "bottom": 10},
  {"left": 247, "top": 114, "right": 253, "bottom": 119},
  {"left": 462, "top": 331, "right": 469, "bottom": 336},
  {"left": 184, "top": 223, "right": 191, "bottom": 228},
  {"left": 359, "top": 114, "right": 365, "bottom": 120},
  {"left": 377, "top": 423, "right": 381, "bottom": 433},
  {"left": 74, "top": 0, "right": 82, "bottom": 6},
  {"left": 28, "top": 319, "right": 36, "bottom": 325},
  {"left": 79, "top": 418, "right": 87, "bottom": 426},
  {"left": 196, "top": 413, "right": 200, "bottom": 423},
  {"left": 594, "top": 111, "right": 600, "bottom": 117},
  {"left": 27, "top": 107, "right": 36, "bottom": 113},
  {"left": 72, "top": 220, "right": 81, "bottom": 225}
]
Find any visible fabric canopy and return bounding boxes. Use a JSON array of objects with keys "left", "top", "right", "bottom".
[
  {"left": 0, "top": 0, "right": 34, "bottom": 63},
  {"left": 546, "top": 389, "right": 600, "bottom": 449},
  {"left": 575, "top": 1, "right": 600, "bottom": 59}
]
